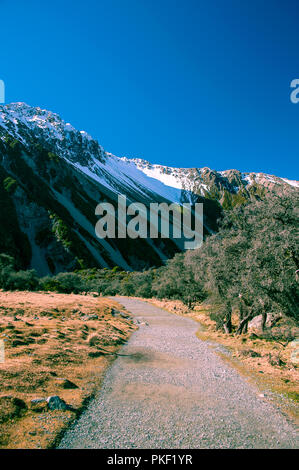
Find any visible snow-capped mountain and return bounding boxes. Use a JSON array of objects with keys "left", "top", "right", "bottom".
[
  {"left": 0, "top": 102, "right": 297, "bottom": 274},
  {"left": 123, "top": 157, "right": 299, "bottom": 199}
]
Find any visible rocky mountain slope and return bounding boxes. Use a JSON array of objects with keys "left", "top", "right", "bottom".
[
  {"left": 0, "top": 102, "right": 297, "bottom": 274},
  {"left": 126, "top": 157, "right": 299, "bottom": 208}
]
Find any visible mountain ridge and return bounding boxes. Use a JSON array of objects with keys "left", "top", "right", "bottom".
[
  {"left": 1, "top": 102, "right": 298, "bottom": 189},
  {"left": 0, "top": 102, "right": 297, "bottom": 274}
]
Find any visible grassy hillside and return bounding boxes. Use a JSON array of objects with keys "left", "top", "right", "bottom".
[{"left": 0, "top": 291, "right": 136, "bottom": 448}]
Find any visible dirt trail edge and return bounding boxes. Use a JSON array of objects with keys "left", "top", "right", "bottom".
[{"left": 58, "top": 297, "right": 298, "bottom": 449}]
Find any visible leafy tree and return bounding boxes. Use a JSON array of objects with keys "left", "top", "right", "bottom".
[
  {"left": 188, "top": 192, "right": 299, "bottom": 332},
  {"left": 152, "top": 253, "right": 204, "bottom": 307}
]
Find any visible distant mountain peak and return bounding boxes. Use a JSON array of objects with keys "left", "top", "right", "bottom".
[
  {"left": 123, "top": 157, "right": 299, "bottom": 194},
  {"left": 0, "top": 102, "right": 105, "bottom": 165}
]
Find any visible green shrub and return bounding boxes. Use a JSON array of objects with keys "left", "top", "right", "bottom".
[
  {"left": 3, "top": 270, "right": 39, "bottom": 291},
  {"left": 40, "top": 272, "right": 86, "bottom": 294}
]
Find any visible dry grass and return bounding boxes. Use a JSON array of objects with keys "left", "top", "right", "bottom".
[
  {"left": 0, "top": 290, "right": 136, "bottom": 448},
  {"left": 144, "top": 298, "right": 299, "bottom": 422}
]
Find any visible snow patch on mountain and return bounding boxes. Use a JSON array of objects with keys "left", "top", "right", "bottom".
[
  {"left": 281, "top": 178, "right": 299, "bottom": 188},
  {"left": 72, "top": 153, "right": 184, "bottom": 203}
]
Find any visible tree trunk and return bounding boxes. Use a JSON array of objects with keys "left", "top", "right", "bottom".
[
  {"left": 223, "top": 301, "right": 232, "bottom": 333},
  {"left": 261, "top": 311, "right": 267, "bottom": 331},
  {"left": 236, "top": 314, "right": 252, "bottom": 335},
  {"left": 223, "top": 322, "right": 231, "bottom": 334},
  {"left": 223, "top": 311, "right": 232, "bottom": 333},
  {"left": 258, "top": 298, "right": 267, "bottom": 331}
]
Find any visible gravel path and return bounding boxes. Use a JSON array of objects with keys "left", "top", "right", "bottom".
[{"left": 59, "top": 298, "right": 298, "bottom": 449}]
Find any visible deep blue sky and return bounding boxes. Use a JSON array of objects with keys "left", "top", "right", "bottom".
[{"left": 1, "top": 0, "right": 299, "bottom": 179}]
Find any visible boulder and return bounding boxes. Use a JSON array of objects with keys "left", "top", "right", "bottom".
[
  {"left": 248, "top": 313, "right": 282, "bottom": 332},
  {"left": 111, "top": 309, "right": 129, "bottom": 319},
  {"left": 46, "top": 395, "right": 71, "bottom": 411},
  {"left": 30, "top": 398, "right": 48, "bottom": 413}
]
